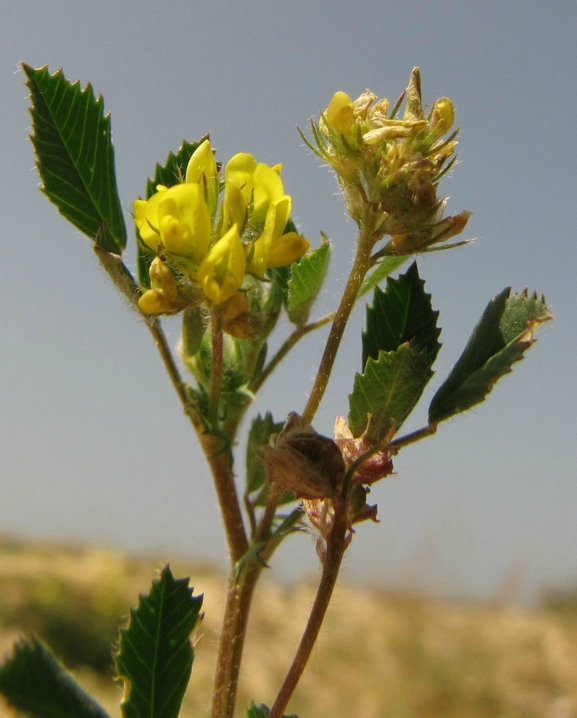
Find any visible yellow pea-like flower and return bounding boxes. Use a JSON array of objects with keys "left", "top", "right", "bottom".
[
  {"left": 135, "top": 184, "right": 211, "bottom": 264},
  {"left": 249, "top": 196, "right": 309, "bottom": 277},
  {"left": 225, "top": 153, "right": 285, "bottom": 224},
  {"left": 198, "top": 224, "right": 246, "bottom": 305}
]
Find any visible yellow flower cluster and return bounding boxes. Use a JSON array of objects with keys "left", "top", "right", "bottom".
[
  {"left": 311, "top": 68, "right": 470, "bottom": 254},
  {"left": 134, "top": 140, "right": 309, "bottom": 319}
]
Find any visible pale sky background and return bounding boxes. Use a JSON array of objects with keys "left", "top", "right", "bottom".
[{"left": 1, "top": 1, "right": 575, "bottom": 604}]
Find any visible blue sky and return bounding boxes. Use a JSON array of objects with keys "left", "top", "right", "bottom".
[{"left": 1, "top": 0, "right": 576, "bottom": 603}]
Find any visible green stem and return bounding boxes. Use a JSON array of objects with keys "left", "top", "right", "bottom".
[
  {"left": 389, "top": 422, "right": 438, "bottom": 450},
  {"left": 302, "top": 228, "right": 374, "bottom": 424},
  {"left": 268, "top": 502, "right": 349, "bottom": 718}
]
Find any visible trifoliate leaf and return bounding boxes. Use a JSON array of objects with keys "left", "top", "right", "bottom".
[
  {"left": 114, "top": 566, "right": 203, "bottom": 718},
  {"left": 23, "top": 64, "right": 127, "bottom": 254},
  {"left": 429, "top": 289, "right": 552, "bottom": 423},
  {"left": 287, "top": 236, "right": 330, "bottom": 325},
  {"left": 362, "top": 261, "right": 441, "bottom": 369},
  {"left": 0, "top": 636, "right": 111, "bottom": 718},
  {"left": 348, "top": 343, "right": 433, "bottom": 440},
  {"left": 358, "top": 255, "right": 408, "bottom": 299}
]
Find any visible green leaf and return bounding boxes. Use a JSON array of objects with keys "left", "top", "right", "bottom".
[
  {"left": 114, "top": 566, "right": 203, "bottom": 718},
  {"left": 23, "top": 64, "right": 127, "bottom": 254},
  {"left": 362, "top": 261, "right": 441, "bottom": 369},
  {"left": 358, "top": 255, "right": 408, "bottom": 299},
  {"left": 136, "top": 137, "right": 210, "bottom": 287},
  {"left": 246, "top": 702, "right": 297, "bottom": 718},
  {"left": 429, "top": 289, "right": 552, "bottom": 423},
  {"left": 0, "top": 636, "right": 111, "bottom": 718},
  {"left": 246, "top": 413, "right": 294, "bottom": 505},
  {"left": 287, "top": 236, "right": 330, "bottom": 325},
  {"left": 146, "top": 138, "right": 211, "bottom": 197},
  {"left": 348, "top": 343, "right": 433, "bottom": 440}
]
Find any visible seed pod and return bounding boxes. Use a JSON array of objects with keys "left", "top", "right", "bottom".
[{"left": 263, "top": 413, "right": 346, "bottom": 500}]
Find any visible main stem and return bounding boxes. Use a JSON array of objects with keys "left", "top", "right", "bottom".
[{"left": 211, "top": 564, "right": 262, "bottom": 718}]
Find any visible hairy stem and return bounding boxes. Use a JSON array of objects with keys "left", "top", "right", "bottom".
[
  {"left": 146, "top": 317, "right": 191, "bottom": 408},
  {"left": 210, "top": 315, "right": 224, "bottom": 425},
  {"left": 269, "top": 503, "right": 349, "bottom": 718},
  {"left": 146, "top": 315, "right": 248, "bottom": 563},
  {"left": 211, "top": 564, "right": 262, "bottom": 718},
  {"left": 211, "top": 500, "right": 304, "bottom": 718},
  {"left": 302, "top": 228, "right": 374, "bottom": 424}
]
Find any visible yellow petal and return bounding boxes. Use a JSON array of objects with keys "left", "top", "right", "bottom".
[
  {"left": 221, "top": 179, "right": 247, "bottom": 235},
  {"left": 134, "top": 197, "right": 161, "bottom": 250},
  {"left": 198, "top": 225, "right": 246, "bottom": 305},
  {"left": 225, "top": 153, "right": 258, "bottom": 200},
  {"left": 252, "top": 163, "right": 285, "bottom": 223},
  {"left": 185, "top": 139, "right": 219, "bottom": 215},
  {"left": 225, "top": 153, "right": 285, "bottom": 224},
  {"left": 267, "top": 232, "right": 310, "bottom": 268},
  {"left": 138, "top": 289, "right": 177, "bottom": 315},
  {"left": 156, "top": 184, "right": 211, "bottom": 262},
  {"left": 325, "top": 91, "right": 354, "bottom": 137}
]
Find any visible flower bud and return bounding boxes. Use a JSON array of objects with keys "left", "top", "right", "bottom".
[
  {"left": 324, "top": 91, "right": 355, "bottom": 138},
  {"left": 138, "top": 256, "right": 187, "bottom": 315}
]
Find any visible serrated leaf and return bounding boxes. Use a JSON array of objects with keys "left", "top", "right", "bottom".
[
  {"left": 136, "top": 137, "right": 210, "bottom": 287},
  {"left": 358, "top": 255, "right": 408, "bottom": 299},
  {"left": 429, "top": 289, "right": 552, "bottom": 423},
  {"left": 246, "top": 702, "right": 297, "bottom": 718},
  {"left": 348, "top": 343, "right": 433, "bottom": 440},
  {"left": 0, "top": 636, "right": 111, "bottom": 718},
  {"left": 362, "top": 261, "right": 441, "bottom": 369},
  {"left": 115, "top": 566, "right": 203, "bottom": 718},
  {"left": 287, "top": 237, "right": 330, "bottom": 325},
  {"left": 23, "top": 64, "right": 127, "bottom": 254},
  {"left": 247, "top": 703, "right": 271, "bottom": 718}
]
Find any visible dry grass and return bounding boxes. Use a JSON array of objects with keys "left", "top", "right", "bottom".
[{"left": 1, "top": 536, "right": 577, "bottom": 718}]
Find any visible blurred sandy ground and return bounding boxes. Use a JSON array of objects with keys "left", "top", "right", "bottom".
[{"left": 1, "top": 537, "right": 577, "bottom": 718}]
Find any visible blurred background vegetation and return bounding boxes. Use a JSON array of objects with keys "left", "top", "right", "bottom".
[{"left": 1, "top": 535, "right": 577, "bottom": 718}]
